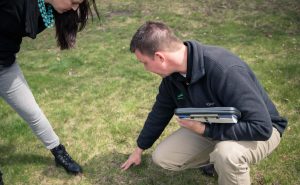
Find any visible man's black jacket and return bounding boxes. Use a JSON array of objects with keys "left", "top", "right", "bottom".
[{"left": 137, "top": 40, "right": 287, "bottom": 150}]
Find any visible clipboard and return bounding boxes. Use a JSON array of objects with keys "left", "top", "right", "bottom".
[{"left": 174, "top": 107, "right": 241, "bottom": 124}]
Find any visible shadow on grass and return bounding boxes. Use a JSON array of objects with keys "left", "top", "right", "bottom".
[
  {"left": 84, "top": 151, "right": 217, "bottom": 185},
  {"left": 0, "top": 144, "right": 51, "bottom": 166}
]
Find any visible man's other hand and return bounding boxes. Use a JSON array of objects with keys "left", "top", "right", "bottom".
[{"left": 121, "top": 147, "right": 144, "bottom": 171}]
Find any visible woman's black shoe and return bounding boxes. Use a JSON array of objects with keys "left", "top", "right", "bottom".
[
  {"left": 0, "top": 169, "right": 4, "bottom": 185},
  {"left": 51, "top": 144, "right": 82, "bottom": 175}
]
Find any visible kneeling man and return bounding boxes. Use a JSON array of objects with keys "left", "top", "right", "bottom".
[{"left": 121, "top": 21, "right": 287, "bottom": 185}]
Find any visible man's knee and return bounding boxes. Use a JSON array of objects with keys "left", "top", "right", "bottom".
[
  {"left": 152, "top": 147, "right": 171, "bottom": 169},
  {"left": 152, "top": 148, "right": 162, "bottom": 166},
  {"left": 152, "top": 147, "right": 183, "bottom": 171}
]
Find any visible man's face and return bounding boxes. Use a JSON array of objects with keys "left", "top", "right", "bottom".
[{"left": 134, "top": 50, "right": 171, "bottom": 78}]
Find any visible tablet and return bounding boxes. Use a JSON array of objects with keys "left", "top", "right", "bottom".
[{"left": 174, "top": 107, "right": 241, "bottom": 124}]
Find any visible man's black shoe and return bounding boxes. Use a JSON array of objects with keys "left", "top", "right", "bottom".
[
  {"left": 200, "top": 164, "right": 216, "bottom": 177},
  {"left": 0, "top": 169, "right": 4, "bottom": 185},
  {"left": 51, "top": 144, "right": 82, "bottom": 175}
]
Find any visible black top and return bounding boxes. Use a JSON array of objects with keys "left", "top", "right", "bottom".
[
  {"left": 136, "top": 40, "right": 288, "bottom": 150},
  {"left": 0, "top": 0, "right": 45, "bottom": 67}
]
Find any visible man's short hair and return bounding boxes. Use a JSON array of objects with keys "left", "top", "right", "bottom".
[{"left": 130, "top": 21, "right": 182, "bottom": 57}]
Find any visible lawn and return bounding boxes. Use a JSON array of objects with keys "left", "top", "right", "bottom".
[{"left": 0, "top": 0, "right": 299, "bottom": 184}]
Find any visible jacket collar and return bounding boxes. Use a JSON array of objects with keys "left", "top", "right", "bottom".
[{"left": 170, "top": 40, "right": 206, "bottom": 84}]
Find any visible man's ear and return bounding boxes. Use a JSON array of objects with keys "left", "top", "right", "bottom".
[{"left": 154, "top": 52, "right": 165, "bottom": 63}]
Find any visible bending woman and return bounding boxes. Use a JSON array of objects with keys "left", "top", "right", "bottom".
[{"left": 0, "top": 0, "right": 99, "bottom": 182}]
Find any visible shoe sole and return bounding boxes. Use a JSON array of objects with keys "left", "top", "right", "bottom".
[{"left": 55, "top": 160, "right": 83, "bottom": 175}]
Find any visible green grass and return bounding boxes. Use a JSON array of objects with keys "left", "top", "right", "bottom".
[{"left": 0, "top": 0, "right": 299, "bottom": 184}]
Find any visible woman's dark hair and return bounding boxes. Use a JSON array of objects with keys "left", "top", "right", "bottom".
[{"left": 53, "top": 0, "right": 99, "bottom": 50}]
